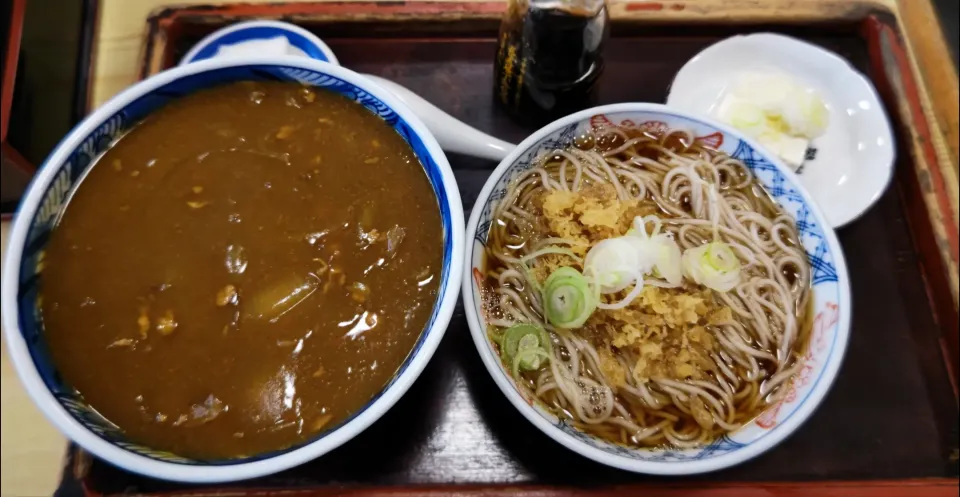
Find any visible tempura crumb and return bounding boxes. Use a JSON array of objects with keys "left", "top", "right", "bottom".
[{"left": 539, "top": 185, "right": 653, "bottom": 251}]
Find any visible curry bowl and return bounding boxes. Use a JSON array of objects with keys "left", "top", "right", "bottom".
[
  {"left": 1, "top": 57, "right": 464, "bottom": 482},
  {"left": 463, "top": 103, "right": 850, "bottom": 474}
]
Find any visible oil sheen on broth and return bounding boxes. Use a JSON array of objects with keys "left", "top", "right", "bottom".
[{"left": 40, "top": 82, "right": 443, "bottom": 459}]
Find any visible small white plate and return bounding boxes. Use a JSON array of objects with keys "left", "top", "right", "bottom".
[{"left": 666, "top": 33, "right": 895, "bottom": 228}]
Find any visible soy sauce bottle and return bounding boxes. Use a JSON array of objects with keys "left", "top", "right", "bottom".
[{"left": 494, "top": 0, "right": 608, "bottom": 124}]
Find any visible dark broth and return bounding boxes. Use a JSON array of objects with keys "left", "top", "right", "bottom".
[{"left": 40, "top": 82, "right": 443, "bottom": 459}]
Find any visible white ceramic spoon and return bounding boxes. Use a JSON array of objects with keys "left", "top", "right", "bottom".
[{"left": 360, "top": 75, "right": 514, "bottom": 161}]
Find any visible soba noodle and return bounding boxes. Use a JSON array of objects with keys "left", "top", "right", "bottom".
[{"left": 481, "top": 124, "right": 813, "bottom": 448}]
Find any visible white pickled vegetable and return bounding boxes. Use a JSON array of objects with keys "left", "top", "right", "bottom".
[
  {"left": 779, "top": 88, "right": 830, "bottom": 138},
  {"left": 735, "top": 72, "right": 796, "bottom": 112},
  {"left": 754, "top": 129, "right": 809, "bottom": 170},
  {"left": 714, "top": 71, "right": 828, "bottom": 170},
  {"left": 716, "top": 93, "right": 767, "bottom": 135}
]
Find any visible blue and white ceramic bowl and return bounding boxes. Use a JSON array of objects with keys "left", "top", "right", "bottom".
[
  {"left": 180, "top": 20, "right": 339, "bottom": 66},
  {"left": 1, "top": 57, "right": 463, "bottom": 482},
  {"left": 463, "top": 103, "right": 851, "bottom": 475}
]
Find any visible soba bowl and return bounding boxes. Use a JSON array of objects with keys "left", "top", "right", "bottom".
[
  {"left": 463, "top": 103, "right": 850, "bottom": 474},
  {"left": 1, "top": 57, "right": 464, "bottom": 482}
]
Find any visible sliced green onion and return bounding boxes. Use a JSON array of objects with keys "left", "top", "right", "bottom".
[
  {"left": 706, "top": 242, "right": 739, "bottom": 272},
  {"left": 682, "top": 241, "right": 741, "bottom": 292},
  {"left": 631, "top": 215, "right": 663, "bottom": 239},
  {"left": 542, "top": 267, "right": 597, "bottom": 328},
  {"left": 517, "top": 333, "right": 539, "bottom": 352},
  {"left": 511, "top": 347, "right": 549, "bottom": 378},
  {"left": 647, "top": 235, "right": 683, "bottom": 287},
  {"left": 596, "top": 274, "right": 645, "bottom": 310},
  {"left": 499, "top": 323, "right": 550, "bottom": 377},
  {"left": 621, "top": 214, "right": 683, "bottom": 288},
  {"left": 584, "top": 238, "right": 641, "bottom": 294},
  {"left": 501, "top": 323, "right": 543, "bottom": 360},
  {"left": 488, "top": 328, "right": 505, "bottom": 347}
]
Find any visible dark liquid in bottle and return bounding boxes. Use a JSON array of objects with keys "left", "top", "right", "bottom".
[{"left": 494, "top": 2, "right": 608, "bottom": 124}]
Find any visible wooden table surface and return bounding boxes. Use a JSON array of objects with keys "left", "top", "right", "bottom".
[
  {"left": 1, "top": 0, "right": 956, "bottom": 495},
  {"left": 1, "top": 220, "right": 67, "bottom": 497}
]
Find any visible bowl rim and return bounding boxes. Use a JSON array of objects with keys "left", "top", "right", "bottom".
[
  {"left": 461, "top": 102, "right": 851, "bottom": 475},
  {"left": 0, "top": 56, "right": 464, "bottom": 483}
]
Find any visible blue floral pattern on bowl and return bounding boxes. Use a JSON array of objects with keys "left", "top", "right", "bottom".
[
  {"left": 469, "top": 110, "right": 843, "bottom": 464},
  {"left": 15, "top": 64, "right": 454, "bottom": 465},
  {"left": 180, "top": 22, "right": 339, "bottom": 67}
]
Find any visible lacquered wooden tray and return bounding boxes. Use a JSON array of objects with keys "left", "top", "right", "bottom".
[{"left": 58, "top": 2, "right": 958, "bottom": 496}]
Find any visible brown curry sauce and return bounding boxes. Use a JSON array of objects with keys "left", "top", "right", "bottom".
[{"left": 40, "top": 82, "right": 443, "bottom": 459}]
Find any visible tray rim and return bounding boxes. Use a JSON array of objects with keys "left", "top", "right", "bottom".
[
  {"left": 67, "top": 0, "right": 959, "bottom": 494},
  {"left": 63, "top": 470, "right": 958, "bottom": 496},
  {"left": 1, "top": 0, "right": 25, "bottom": 143}
]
